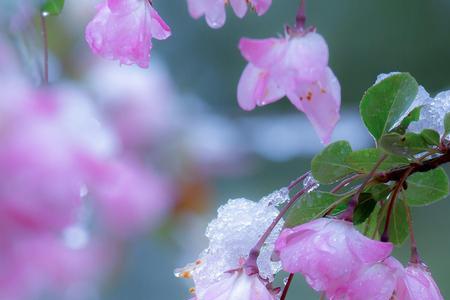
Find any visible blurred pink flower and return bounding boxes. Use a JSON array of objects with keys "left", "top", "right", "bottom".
[
  {"left": 85, "top": 0, "right": 171, "bottom": 68},
  {"left": 187, "top": 0, "right": 271, "bottom": 29},
  {"left": 395, "top": 263, "right": 443, "bottom": 300},
  {"left": 237, "top": 32, "right": 340, "bottom": 144},
  {"left": 85, "top": 61, "right": 178, "bottom": 152},
  {"left": 274, "top": 218, "right": 393, "bottom": 295},
  {"left": 0, "top": 234, "right": 109, "bottom": 300},
  {"left": 81, "top": 157, "right": 172, "bottom": 237},
  {"left": 200, "top": 270, "right": 276, "bottom": 300}
]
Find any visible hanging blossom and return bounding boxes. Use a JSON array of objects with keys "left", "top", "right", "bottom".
[
  {"left": 237, "top": 30, "right": 341, "bottom": 144},
  {"left": 85, "top": 0, "right": 171, "bottom": 68},
  {"left": 274, "top": 218, "right": 394, "bottom": 298},
  {"left": 187, "top": 0, "right": 271, "bottom": 29},
  {"left": 395, "top": 263, "right": 444, "bottom": 300}
]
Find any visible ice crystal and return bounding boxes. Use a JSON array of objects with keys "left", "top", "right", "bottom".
[
  {"left": 409, "top": 91, "right": 450, "bottom": 135},
  {"left": 186, "top": 189, "right": 286, "bottom": 298},
  {"left": 303, "top": 174, "right": 319, "bottom": 192}
]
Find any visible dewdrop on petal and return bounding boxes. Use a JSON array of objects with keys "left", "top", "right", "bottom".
[{"left": 177, "top": 190, "right": 286, "bottom": 299}]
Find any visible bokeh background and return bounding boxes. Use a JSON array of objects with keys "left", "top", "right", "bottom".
[{"left": 1, "top": 0, "right": 450, "bottom": 299}]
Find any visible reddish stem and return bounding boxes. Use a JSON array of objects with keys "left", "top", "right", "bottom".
[
  {"left": 404, "top": 200, "right": 421, "bottom": 264},
  {"left": 245, "top": 183, "right": 314, "bottom": 274},
  {"left": 340, "top": 155, "right": 387, "bottom": 221},
  {"left": 295, "top": 0, "right": 306, "bottom": 30},
  {"left": 330, "top": 174, "right": 363, "bottom": 193},
  {"left": 280, "top": 273, "right": 294, "bottom": 300},
  {"left": 288, "top": 171, "right": 311, "bottom": 191},
  {"left": 380, "top": 167, "right": 413, "bottom": 242}
]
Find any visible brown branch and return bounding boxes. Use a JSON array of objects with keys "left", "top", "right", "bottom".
[{"left": 374, "top": 151, "right": 450, "bottom": 183}]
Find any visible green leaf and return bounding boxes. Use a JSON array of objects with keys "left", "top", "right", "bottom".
[
  {"left": 353, "top": 193, "right": 377, "bottom": 225},
  {"left": 444, "top": 112, "right": 450, "bottom": 136},
  {"left": 420, "top": 129, "right": 440, "bottom": 146},
  {"left": 346, "top": 148, "right": 408, "bottom": 173},
  {"left": 379, "top": 132, "right": 430, "bottom": 156},
  {"left": 404, "top": 167, "right": 449, "bottom": 206},
  {"left": 285, "top": 192, "right": 339, "bottom": 227},
  {"left": 393, "top": 106, "right": 423, "bottom": 134},
  {"left": 381, "top": 198, "right": 409, "bottom": 245},
  {"left": 360, "top": 73, "right": 419, "bottom": 142},
  {"left": 311, "top": 141, "right": 354, "bottom": 184},
  {"left": 41, "top": 0, "right": 65, "bottom": 16},
  {"left": 356, "top": 203, "right": 381, "bottom": 238},
  {"left": 367, "top": 184, "right": 391, "bottom": 201}
]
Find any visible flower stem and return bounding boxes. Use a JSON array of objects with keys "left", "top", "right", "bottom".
[
  {"left": 245, "top": 183, "right": 314, "bottom": 274},
  {"left": 296, "top": 0, "right": 306, "bottom": 30},
  {"left": 40, "top": 13, "right": 49, "bottom": 85},
  {"left": 330, "top": 174, "right": 363, "bottom": 193},
  {"left": 404, "top": 199, "right": 421, "bottom": 264},
  {"left": 280, "top": 273, "right": 294, "bottom": 300},
  {"left": 340, "top": 154, "right": 387, "bottom": 221},
  {"left": 380, "top": 167, "right": 413, "bottom": 242},
  {"left": 288, "top": 171, "right": 311, "bottom": 191}
]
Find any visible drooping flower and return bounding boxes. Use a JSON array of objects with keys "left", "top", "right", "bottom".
[
  {"left": 200, "top": 270, "right": 276, "bottom": 300},
  {"left": 85, "top": 0, "right": 171, "bottom": 68},
  {"left": 274, "top": 218, "right": 393, "bottom": 294},
  {"left": 330, "top": 257, "right": 403, "bottom": 300},
  {"left": 395, "top": 263, "right": 443, "bottom": 300},
  {"left": 187, "top": 0, "right": 271, "bottom": 29},
  {"left": 237, "top": 31, "right": 341, "bottom": 144}
]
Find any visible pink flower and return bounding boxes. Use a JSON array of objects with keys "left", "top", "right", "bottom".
[
  {"left": 85, "top": 0, "right": 171, "bottom": 68},
  {"left": 187, "top": 0, "right": 271, "bottom": 29},
  {"left": 274, "top": 218, "right": 393, "bottom": 294},
  {"left": 237, "top": 32, "right": 340, "bottom": 144},
  {"left": 330, "top": 257, "right": 403, "bottom": 300},
  {"left": 200, "top": 270, "right": 276, "bottom": 300},
  {"left": 395, "top": 264, "right": 443, "bottom": 300},
  {"left": 81, "top": 157, "right": 172, "bottom": 237}
]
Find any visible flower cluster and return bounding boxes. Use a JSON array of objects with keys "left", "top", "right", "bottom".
[{"left": 275, "top": 218, "right": 443, "bottom": 299}]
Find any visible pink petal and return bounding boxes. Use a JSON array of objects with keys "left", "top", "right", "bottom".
[
  {"left": 343, "top": 257, "right": 402, "bottom": 300},
  {"left": 239, "top": 37, "right": 287, "bottom": 69},
  {"left": 396, "top": 264, "right": 444, "bottom": 300},
  {"left": 230, "top": 0, "right": 248, "bottom": 18},
  {"left": 149, "top": 5, "right": 171, "bottom": 40},
  {"left": 204, "top": 0, "right": 226, "bottom": 29},
  {"left": 251, "top": 0, "right": 272, "bottom": 16},
  {"left": 187, "top": 0, "right": 209, "bottom": 19},
  {"left": 287, "top": 67, "right": 341, "bottom": 144},
  {"left": 274, "top": 32, "right": 329, "bottom": 85},
  {"left": 237, "top": 64, "right": 284, "bottom": 111}
]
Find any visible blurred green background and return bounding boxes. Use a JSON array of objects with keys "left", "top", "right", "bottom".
[{"left": 4, "top": 0, "right": 450, "bottom": 299}]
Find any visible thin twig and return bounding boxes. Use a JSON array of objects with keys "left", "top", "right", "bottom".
[
  {"left": 330, "top": 174, "right": 363, "bottom": 193},
  {"left": 403, "top": 197, "right": 421, "bottom": 264},
  {"left": 280, "top": 273, "right": 294, "bottom": 300},
  {"left": 340, "top": 155, "right": 388, "bottom": 221},
  {"left": 296, "top": 0, "right": 306, "bottom": 30},
  {"left": 380, "top": 167, "right": 413, "bottom": 242},
  {"left": 288, "top": 171, "right": 311, "bottom": 191},
  {"left": 245, "top": 183, "right": 315, "bottom": 274}
]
